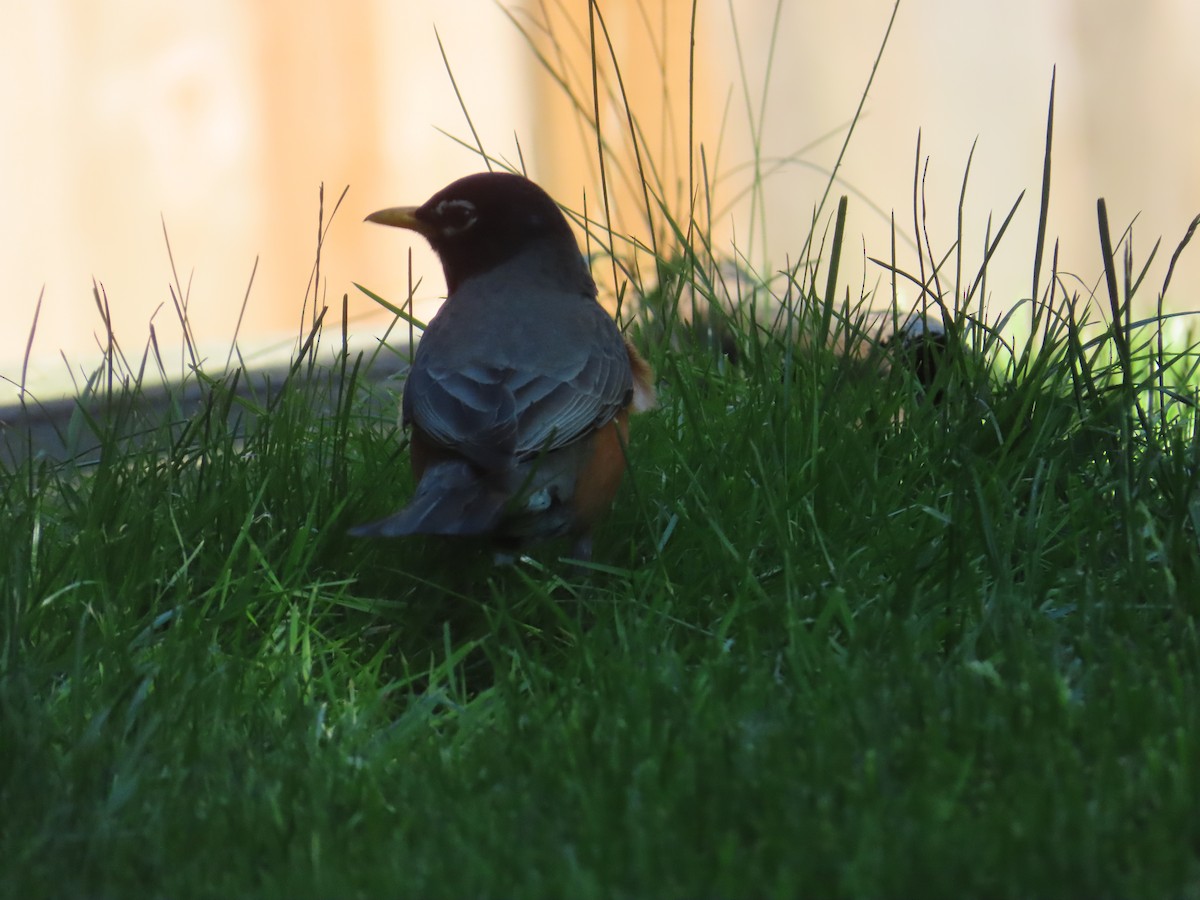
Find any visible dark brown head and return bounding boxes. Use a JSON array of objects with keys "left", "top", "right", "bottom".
[{"left": 366, "top": 172, "right": 584, "bottom": 293}]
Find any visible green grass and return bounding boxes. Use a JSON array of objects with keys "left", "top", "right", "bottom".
[{"left": 4, "top": 7, "right": 1200, "bottom": 899}]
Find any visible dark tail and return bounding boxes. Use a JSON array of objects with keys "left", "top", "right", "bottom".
[{"left": 348, "top": 460, "right": 508, "bottom": 538}]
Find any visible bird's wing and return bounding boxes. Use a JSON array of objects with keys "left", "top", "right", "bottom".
[
  {"left": 404, "top": 298, "right": 632, "bottom": 469},
  {"left": 508, "top": 305, "right": 632, "bottom": 458},
  {"left": 403, "top": 362, "right": 519, "bottom": 471}
]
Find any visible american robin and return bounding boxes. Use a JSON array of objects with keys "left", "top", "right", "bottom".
[
  {"left": 351, "top": 172, "right": 655, "bottom": 560},
  {"left": 881, "top": 311, "right": 949, "bottom": 403}
]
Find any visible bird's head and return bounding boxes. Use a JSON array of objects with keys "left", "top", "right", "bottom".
[{"left": 367, "top": 172, "right": 583, "bottom": 293}]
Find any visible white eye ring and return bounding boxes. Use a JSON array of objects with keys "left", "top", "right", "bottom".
[{"left": 434, "top": 199, "right": 478, "bottom": 236}]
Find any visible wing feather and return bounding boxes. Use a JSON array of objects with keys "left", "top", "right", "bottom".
[{"left": 402, "top": 273, "right": 633, "bottom": 470}]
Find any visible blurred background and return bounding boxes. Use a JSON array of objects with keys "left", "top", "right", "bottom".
[{"left": 3, "top": 0, "right": 1198, "bottom": 403}]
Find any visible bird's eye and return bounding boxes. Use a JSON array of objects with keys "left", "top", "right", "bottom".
[{"left": 434, "top": 199, "right": 478, "bottom": 236}]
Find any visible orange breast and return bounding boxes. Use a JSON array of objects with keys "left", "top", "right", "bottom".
[
  {"left": 570, "top": 410, "right": 631, "bottom": 530},
  {"left": 570, "top": 339, "right": 654, "bottom": 530}
]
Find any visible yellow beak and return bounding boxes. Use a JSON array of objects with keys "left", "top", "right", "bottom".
[{"left": 365, "top": 206, "right": 424, "bottom": 233}]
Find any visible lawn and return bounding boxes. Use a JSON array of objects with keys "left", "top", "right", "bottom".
[{"left": 3, "top": 7, "right": 1200, "bottom": 899}]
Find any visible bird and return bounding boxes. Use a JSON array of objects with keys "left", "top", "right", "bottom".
[
  {"left": 350, "top": 172, "right": 655, "bottom": 561},
  {"left": 886, "top": 311, "right": 948, "bottom": 401}
]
